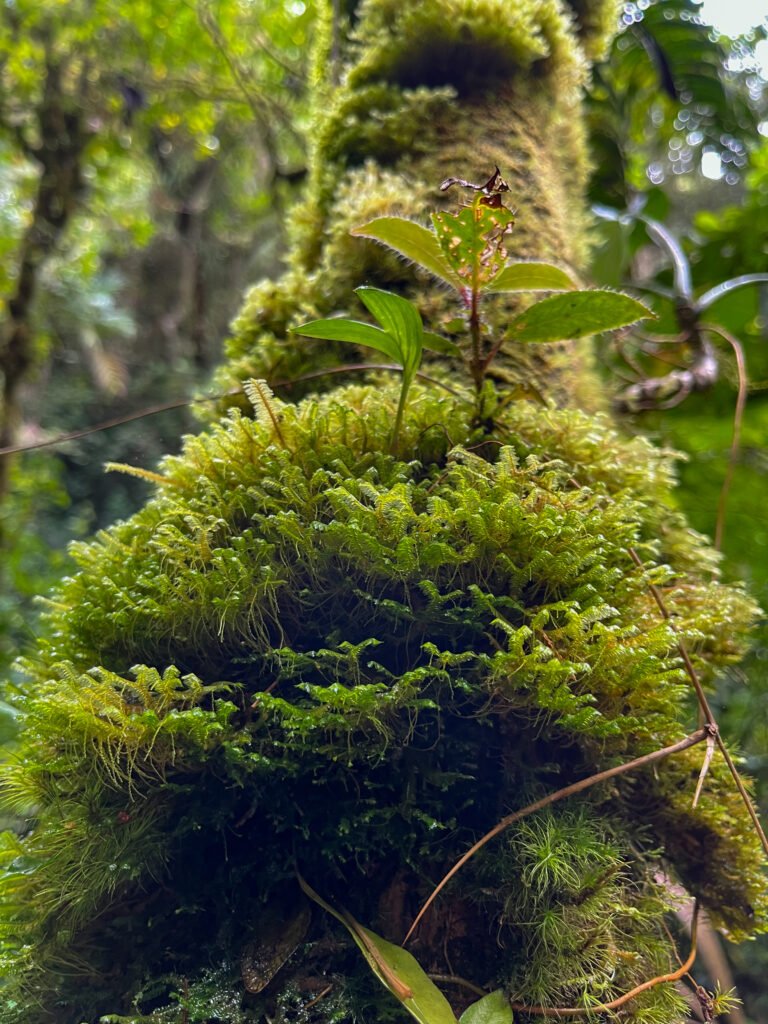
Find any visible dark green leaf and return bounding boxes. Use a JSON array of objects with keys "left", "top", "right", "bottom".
[
  {"left": 351, "top": 217, "right": 462, "bottom": 288},
  {"left": 459, "top": 990, "right": 515, "bottom": 1024},
  {"left": 291, "top": 317, "right": 401, "bottom": 362},
  {"left": 507, "top": 290, "right": 655, "bottom": 343},
  {"left": 486, "top": 262, "right": 575, "bottom": 293}
]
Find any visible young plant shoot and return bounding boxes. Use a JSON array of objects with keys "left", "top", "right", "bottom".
[{"left": 295, "top": 172, "right": 653, "bottom": 432}]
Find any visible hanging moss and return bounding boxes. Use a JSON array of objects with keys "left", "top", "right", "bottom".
[{"left": 0, "top": 382, "right": 764, "bottom": 1022}]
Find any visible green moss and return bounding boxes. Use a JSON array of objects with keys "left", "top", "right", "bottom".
[
  {"left": 471, "top": 808, "right": 687, "bottom": 1020},
  {"left": 1, "top": 382, "right": 763, "bottom": 1022}
]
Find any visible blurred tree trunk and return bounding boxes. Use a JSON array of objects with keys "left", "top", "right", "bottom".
[
  {"left": 217, "top": 0, "right": 619, "bottom": 409},
  {"left": 0, "top": 59, "right": 85, "bottom": 512}
]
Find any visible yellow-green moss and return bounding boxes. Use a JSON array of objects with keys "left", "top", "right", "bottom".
[{"left": 1, "top": 382, "right": 764, "bottom": 1022}]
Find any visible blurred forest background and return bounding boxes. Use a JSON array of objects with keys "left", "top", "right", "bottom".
[{"left": 1, "top": 0, "right": 767, "bottom": 1015}]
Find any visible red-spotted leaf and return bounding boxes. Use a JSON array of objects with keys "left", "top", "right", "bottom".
[{"left": 432, "top": 202, "right": 515, "bottom": 287}]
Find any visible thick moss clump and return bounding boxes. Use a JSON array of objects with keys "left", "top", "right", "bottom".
[{"left": 1, "top": 381, "right": 763, "bottom": 1022}]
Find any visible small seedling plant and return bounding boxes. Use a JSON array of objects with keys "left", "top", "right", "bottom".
[{"left": 293, "top": 167, "right": 653, "bottom": 450}]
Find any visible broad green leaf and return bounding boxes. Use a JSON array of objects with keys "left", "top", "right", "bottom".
[
  {"left": 0, "top": 701, "right": 20, "bottom": 745},
  {"left": 459, "top": 990, "right": 514, "bottom": 1024},
  {"left": 422, "top": 331, "right": 460, "bottom": 356},
  {"left": 356, "top": 286, "right": 424, "bottom": 375},
  {"left": 299, "top": 875, "right": 458, "bottom": 1024},
  {"left": 486, "top": 262, "right": 575, "bottom": 293},
  {"left": 507, "top": 290, "right": 654, "bottom": 343},
  {"left": 351, "top": 217, "right": 462, "bottom": 288},
  {"left": 291, "top": 317, "right": 401, "bottom": 363}
]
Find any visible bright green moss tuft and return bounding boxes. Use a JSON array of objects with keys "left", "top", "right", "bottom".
[{"left": 1, "top": 382, "right": 763, "bottom": 1022}]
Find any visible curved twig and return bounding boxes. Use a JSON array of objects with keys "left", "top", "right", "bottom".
[
  {"left": 697, "top": 275, "right": 768, "bottom": 313},
  {"left": 403, "top": 729, "right": 709, "bottom": 945},
  {"left": 428, "top": 974, "right": 488, "bottom": 998},
  {"left": 627, "top": 548, "right": 768, "bottom": 858},
  {"left": 0, "top": 363, "right": 463, "bottom": 460},
  {"left": 508, "top": 902, "right": 699, "bottom": 1016}
]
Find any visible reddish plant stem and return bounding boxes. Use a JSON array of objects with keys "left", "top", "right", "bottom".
[{"left": 466, "top": 286, "right": 484, "bottom": 393}]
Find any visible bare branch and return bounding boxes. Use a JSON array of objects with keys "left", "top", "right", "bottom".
[{"left": 627, "top": 548, "right": 768, "bottom": 858}]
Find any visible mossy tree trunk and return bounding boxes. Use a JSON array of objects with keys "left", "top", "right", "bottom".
[
  {"left": 216, "top": 0, "right": 618, "bottom": 408},
  {"left": 1, "top": 4, "right": 766, "bottom": 1024}
]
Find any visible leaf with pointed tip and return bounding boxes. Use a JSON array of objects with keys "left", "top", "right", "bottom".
[
  {"left": 291, "top": 317, "right": 401, "bottom": 363},
  {"left": 352, "top": 217, "right": 462, "bottom": 288},
  {"left": 486, "top": 262, "right": 575, "bottom": 293},
  {"left": 507, "top": 290, "right": 655, "bottom": 343},
  {"left": 459, "top": 990, "right": 515, "bottom": 1024},
  {"left": 298, "top": 875, "right": 458, "bottom": 1024},
  {"left": 423, "top": 331, "right": 460, "bottom": 356},
  {"left": 356, "top": 286, "right": 423, "bottom": 375}
]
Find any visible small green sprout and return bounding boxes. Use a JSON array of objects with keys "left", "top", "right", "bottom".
[{"left": 294, "top": 171, "right": 655, "bottom": 447}]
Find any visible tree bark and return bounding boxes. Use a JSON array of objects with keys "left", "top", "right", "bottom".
[{"left": 0, "top": 60, "right": 86, "bottom": 508}]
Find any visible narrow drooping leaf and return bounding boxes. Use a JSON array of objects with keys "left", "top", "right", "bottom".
[
  {"left": 352, "top": 217, "right": 462, "bottom": 288},
  {"left": 486, "top": 261, "right": 575, "bottom": 293},
  {"left": 298, "top": 875, "right": 458, "bottom": 1024},
  {"left": 459, "top": 989, "right": 515, "bottom": 1024},
  {"left": 507, "top": 290, "right": 654, "bottom": 343},
  {"left": 356, "top": 286, "right": 424, "bottom": 374},
  {"left": 291, "top": 317, "right": 401, "bottom": 362}
]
